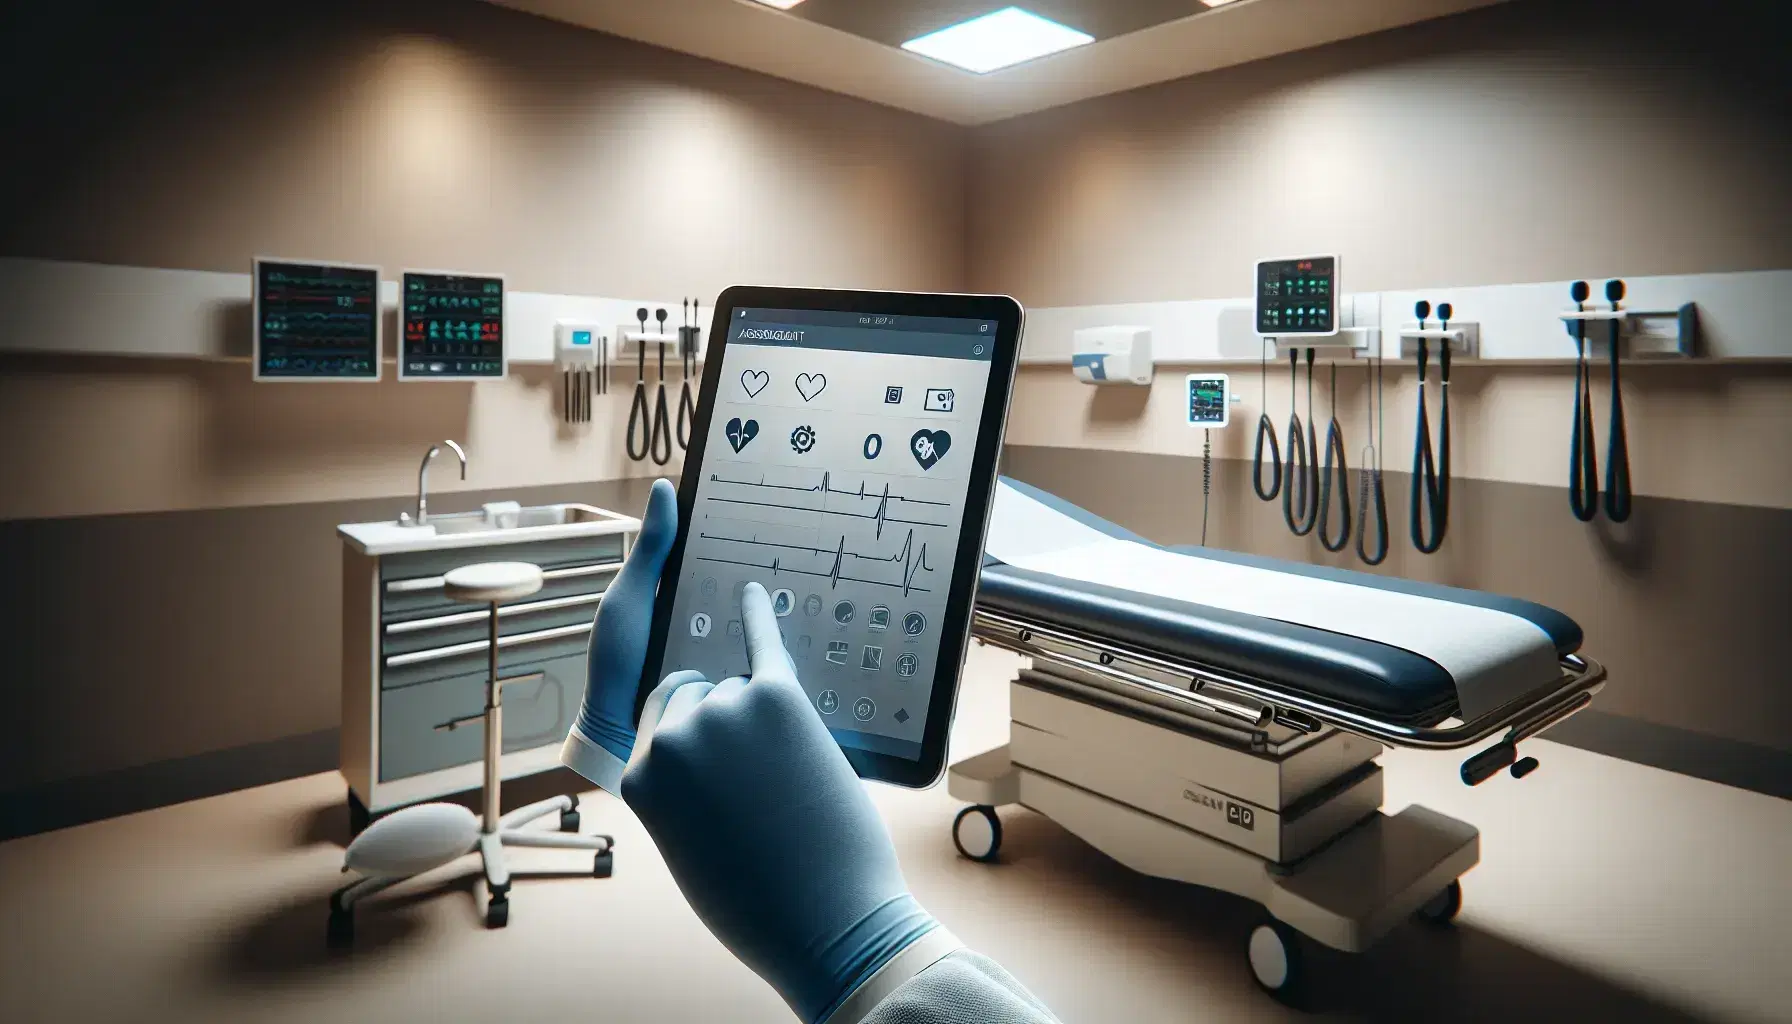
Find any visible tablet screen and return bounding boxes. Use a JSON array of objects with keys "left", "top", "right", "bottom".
[{"left": 652, "top": 306, "right": 998, "bottom": 762}]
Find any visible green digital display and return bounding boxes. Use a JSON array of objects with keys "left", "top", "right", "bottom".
[
  {"left": 1255, "top": 256, "right": 1337, "bottom": 336},
  {"left": 1186, "top": 374, "right": 1229, "bottom": 426}
]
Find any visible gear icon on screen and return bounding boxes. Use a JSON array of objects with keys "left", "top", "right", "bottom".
[{"left": 790, "top": 424, "right": 817, "bottom": 454}]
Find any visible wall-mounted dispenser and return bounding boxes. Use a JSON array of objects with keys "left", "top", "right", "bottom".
[{"left": 1071, "top": 326, "right": 1154, "bottom": 385}]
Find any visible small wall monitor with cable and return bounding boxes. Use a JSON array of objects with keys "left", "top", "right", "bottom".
[
  {"left": 252, "top": 258, "right": 382, "bottom": 381},
  {"left": 1255, "top": 255, "right": 1338, "bottom": 337},
  {"left": 1187, "top": 374, "right": 1230, "bottom": 427},
  {"left": 399, "top": 270, "right": 507, "bottom": 380}
]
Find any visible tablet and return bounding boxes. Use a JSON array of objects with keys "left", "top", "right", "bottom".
[{"left": 639, "top": 286, "right": 1023, "bottom": 788}]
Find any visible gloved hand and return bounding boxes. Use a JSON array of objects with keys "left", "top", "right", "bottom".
[
  {"left": 622, "top": 583, "right": 954, "bottom": 1024},
  {"left": 559, "top": 478, "right": 679, "bottom": 795}
]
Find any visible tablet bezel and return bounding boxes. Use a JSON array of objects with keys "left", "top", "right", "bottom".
[{"left": 636, "top": 285, "right": 1024, "bottom": 789}]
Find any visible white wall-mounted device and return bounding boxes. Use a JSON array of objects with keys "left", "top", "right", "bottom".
[
  {"left": 555, "top": 321, "right": 604, "bottom": 369},
  {"left": 1071, "top": 325, "right": 1154, "bottom": 385},
  {"left": 1255, "top": 254, "right": 1379, "bottom": 357},
  {"left": 1255, "top": 255, "right": 1339, "bottom": 339},
  {"left": 554, "top": 320, "right": 607, "bottom": 423}
]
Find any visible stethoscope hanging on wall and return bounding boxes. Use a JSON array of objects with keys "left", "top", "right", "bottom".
[
  {"left": 1566, "top": 278, "right": 1633, "bottom": 523},
  {"left": 1409, "top": 301, "right": 1451, "bottom": 554},
  {"left": 1601, "top": 280, "right": 1632, "bottom": 522},
  {"left": 1317, "top": 361, "right": 1352, "bottom": 553},
  {"left": 1282, "top": 348, "right": 1319, "bottom": 537},
  {"left": 1356, "top": 353, "right": 1389, "bottom": 566},
  {"left": 649, "top": 308, "right": 673, "bottom": 465},
  {"left": 1252, "top": 337, "right": 1282, "bottom": 501},
  {"left": 626, "top": 307, "right": 674, "bottom": 465},
  {"left": 676, "top": 298, "right": 700, "bottom": 451},
  {"left": 626, "top": 308, "right": 651, "bottom": 463},
  {"left": 1568, "top": 282, "right": 1600, "bottom": 522}
]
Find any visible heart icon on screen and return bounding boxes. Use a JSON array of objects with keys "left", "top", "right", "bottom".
[
  {"left": 910, "top": 429, "right": 951, "bottom": 471},
  {"left": 725, "top": 417, "right": 759, "bottom": 453},
  {"left": 795, "top": 372, "right": 827, "bottom": 402},
  {"left": 741, "top": 370, "right": 769, "bottom": 398}
]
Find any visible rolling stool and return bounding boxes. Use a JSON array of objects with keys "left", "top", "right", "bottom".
[{"left": 328, "top": 561, "right": 614, "bottom": 946}]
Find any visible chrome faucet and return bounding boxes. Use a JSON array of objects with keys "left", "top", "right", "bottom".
[{"left": 413, "top": 440, "right": 467, "bottom": 525}]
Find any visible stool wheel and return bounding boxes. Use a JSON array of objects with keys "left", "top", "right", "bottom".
[
  {"left": 486, "top": 897, "right": 510, "bottom": 929},
  {"left": 559, "top": 810, "right": 581, "bottom": 832},
  {"left": 594, "top": 851, "right": 614, "bottom": 878}
]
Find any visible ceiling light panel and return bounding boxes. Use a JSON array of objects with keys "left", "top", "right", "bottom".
[
  {"left": 748, "top": 0, "right": 807, "bottom": 9},
  {"left": 900, "top": 7, "right": 1095, "bottom": 75}
]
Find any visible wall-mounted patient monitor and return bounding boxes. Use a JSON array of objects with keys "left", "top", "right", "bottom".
[
  {"left": 400, "top": 270, "right": 507, "bottom": 380},
  {"left": 252, "top": 258, "right": 382, "bottom": 381},
  {"left": 1255, "top": 255, "right": 1338, "bottom": 337},
  {"left": 1186, "top": 373, "right": 1230, "bottom": 428}
]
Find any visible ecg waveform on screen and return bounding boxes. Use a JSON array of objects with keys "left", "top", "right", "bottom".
[
  {"left": 705, "top": 470, "right": 949, "bottom": 536},
  {"left": 257, "top": 262, "right": 379, "bottom": 377},
  {"left": 694, "top": 527, "right": 936, "bottom": 595}
]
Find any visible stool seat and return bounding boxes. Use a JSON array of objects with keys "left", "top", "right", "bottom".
[{"left": 444, "top": 561, "right": 544, "bottom": 604}]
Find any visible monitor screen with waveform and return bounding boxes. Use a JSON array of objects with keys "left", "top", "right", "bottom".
[
  {"left": 253, "top": 259, "right": 381, "bottom": 380},
  {"left": 693, "top": 470, "right": 949, "bottom": 595},
  {"left": 400, "top": 271, "right": 506, "bottom": 379}
]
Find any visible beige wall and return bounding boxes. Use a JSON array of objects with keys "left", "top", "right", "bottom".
[
  {"left": 971, "top": 0, "right": 1792, "bottom": 512},
  {"left": 970, "top": 0, "right": 1792, "bottom": 773},
  {"left": 0, "top": 0, "right": 967, "bottom": 520}
]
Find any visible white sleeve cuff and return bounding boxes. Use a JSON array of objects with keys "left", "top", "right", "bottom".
[
  {"left": 559, "top": 727, "right": 627, "bottom": 798},
  {"left": 818, "top": 926, "right": 964, "bottom": 1024}
]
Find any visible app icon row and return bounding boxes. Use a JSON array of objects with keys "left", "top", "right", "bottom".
[
  {"left": 736, "top": 367, "right": 958, "bottom": 415},
  {"left": 814, "top": 690, "right": 911, "bottom": 726}
]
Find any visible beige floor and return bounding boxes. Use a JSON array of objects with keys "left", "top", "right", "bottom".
[{"left": 3, "top": 646, "right": 1789, "bottom": 1024}]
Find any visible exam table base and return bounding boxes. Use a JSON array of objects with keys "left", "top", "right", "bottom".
[{"left": 948, "top": 745, "right": 1478, "bottom": 976}]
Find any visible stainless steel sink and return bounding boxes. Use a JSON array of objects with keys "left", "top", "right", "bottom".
[{"left": 427, "top": 504, "right": 616, "bottom": 535}]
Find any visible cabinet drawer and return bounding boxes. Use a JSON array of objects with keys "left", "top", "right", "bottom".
[
  {"left": 380, "top": 535, "right": 623, "bottom": 582},
  {"left": 382, "top": 556, "right": 621, "bottom": 619},
  {"left": 382, "top": 585, "right": 606, "bottom": 657},
  {"left": 379, "top": 654, "right": 584, "bottom": 782},
  {"left": 381, "top": 629, "right": 592, "bottom": 690}
]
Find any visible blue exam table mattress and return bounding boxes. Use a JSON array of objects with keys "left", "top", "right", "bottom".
[{"left": 977, "top": 479, "right": 1581, "bottom": 726}]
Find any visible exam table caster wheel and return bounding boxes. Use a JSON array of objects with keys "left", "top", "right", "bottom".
[
  {"left": 593, "top": 849, "right": 614, "bottom": 878},
  {"left": 1414, "top": 879, "right": 1463, "bottom": 926},
  {"left": 1247, "top": 918, "right": 1308, "bottom": 1006},
  {"left": 952, "top": 805, "right": 1003, "bottom": 863},
  {"left": 560, "top": 796, "right": 581, "bottom": 834},
  {"left": 485, "top": 896, "right": 510, "bottom": 930}
]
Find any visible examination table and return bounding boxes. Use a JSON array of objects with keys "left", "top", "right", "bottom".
[{"left": 947, "top": 479, "right": 1606, "bottom": 1003}]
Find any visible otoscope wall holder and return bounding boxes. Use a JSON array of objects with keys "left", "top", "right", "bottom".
[
  {"left": 615, "top": 328, "right": 692, "bottom": 364},
  {"left": 1557, "top": 303, "right": 1698, "bottom": 358},
  {"left": 1266, "top": 329, "right": 1375, "bottom": 362},
  {"left": 1397, "top": 322, "right": 1480, "bottom": 359}
]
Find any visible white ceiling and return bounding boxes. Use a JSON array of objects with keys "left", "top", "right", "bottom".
[{"left": 488, "top": 0, "right": 1510, "bottom": 125}]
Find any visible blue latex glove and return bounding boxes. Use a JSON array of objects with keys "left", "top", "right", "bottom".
[
  {"left": 622, "top": 583, "right": 955, "bottom": 1024},
  {"left": 559, "top": 478, "right": 679, "bottom": 795}
]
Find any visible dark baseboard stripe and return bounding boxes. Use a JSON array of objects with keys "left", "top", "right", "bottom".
[
  {"left": 1544, "top": 711, "right": 1792, "bottom": 800},
  {"left": 0, "top": 728, "right": 340, "bottom": 842}
]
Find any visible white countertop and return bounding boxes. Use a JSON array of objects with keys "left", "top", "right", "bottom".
[{"left": 338, "top": 508, "right": 640, "bottom": 556}]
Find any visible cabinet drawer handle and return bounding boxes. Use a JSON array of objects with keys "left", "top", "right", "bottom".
[
  {"left": 433, "top": 672, "right": 546, "bottom": 731},
  {"left": 385, "top": 623, "right": 591, "bottom": 669},
  {"left": 386, "top": 560, "right": 621, "bottom": 595},
  {"left": 386, "top": 592, "right": 604, "bottom": 635}
]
